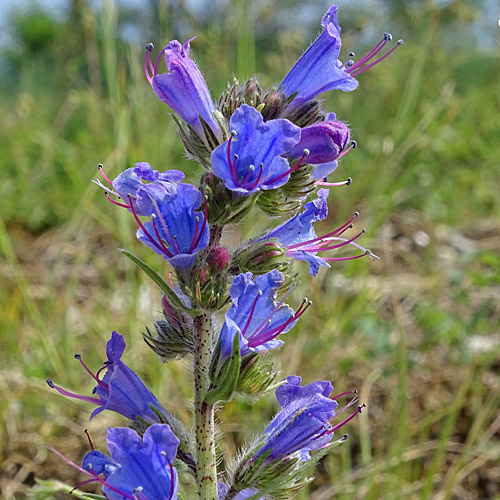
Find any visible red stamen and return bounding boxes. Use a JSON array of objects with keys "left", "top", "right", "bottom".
[
  {"left": 151, "top": 215, "right": 174, "bottom": 258},
  {"left": 128, "top": 196, "right": 168, "bottom": 256},
  {"left": 329, "top": 404, "right": 366, "bottom": 433},
  {"left": 190, "top": 199, "right": 208, "bottom": 252},
  {"left": 106, "top": 193, "right": 130, "bottom": 209},
  {"left": 287, "top": 213, "right": 359, "bottom": 250},
  {"left": 322, "top": 251, "right": 371, "bottom": 262},
  {"left": 350, "top": 41, "right": 403, "bottom": 77},
  {"left": 227, "top": 134, "right": 239, "bottom": 184},
  {"left": 153, "top": 48, "right": 166, "bottom": 78},
  {"left": 99, "top": 164, "right": 114, "bottom": 186},
  {"left": 46, "top": 379, "right": 102, "bottom": 406},
  {"left": 304, "top": 230, "right": 365, "bottom": 253},
  {"left": 338, "top": 141, "right": 357, "bottom": 159},
  {"left": 264, "top": 150, "right": 308, "bottom": 186},
  {"left": 331, "top": 389, "right": 357, "bottom": 400},
  {"left": 241, "top": 292, "right": 261, "bottom": 337},
  {"left": 347, "top": 36, "right": 388, "bottom": 73},
  {"left": 84, "top": 429, "right": 94, "bottom": 450},
  {"left": 143, "top": 47, "right": 152, "bottom": 84},
  {"left": 74, "top": 354, "right": 109, "bottom": 391},
  {"left": 168, "top": 463, "right": 175, "bottom": 500},
  {"left": 246, "top": 164, "right": 264, "bottom": 191}
]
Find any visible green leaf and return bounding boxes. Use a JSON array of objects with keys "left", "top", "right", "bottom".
[
  {"left": 119, "top": 248, "right": 196, "bottom": 314},
  {"left": 205, "top": 334, "right": 241, "bottom": 404}
]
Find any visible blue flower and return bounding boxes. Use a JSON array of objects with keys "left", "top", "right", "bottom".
[
  {"left": 259, "top": 190, "right": 330, "bottom": 276},
  {"left": 259, "top": 190, "right": 377, "bottom": 275},
  {"left": 144, "top": 38, "right": 222, "bottom": 144},
  {"left": 111, "top": 163, "right": 185, "bottom": 215},
  {"left": 217, "top": 271, "right": 307, "bottom": 365},
  {"left": 82, "top": 424, "right": 179, "bottom": 500},
  {"left": 211, "top": 104, "right": 301, "bottom": 195},
  {"left": 255, "top": 376, "right": 338, "bottom": 462},
  {"left": 134, "top": 181, "right": 209, "bottom": 268},
  {"left": 285, "top": 114, "right": 350, "bottom": 180},
  {"left": 47, "top": 332, "right": 164, "bottom": 423},
  {"left": 280, "top": 5, "right": 358, "bottom": 110}
]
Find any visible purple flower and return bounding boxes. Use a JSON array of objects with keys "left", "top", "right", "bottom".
[
  {"left": 255, "top": 376, "right": 362, "bottom": 462},
  {"left": 144, "top": 39, "right": 222, "bottom": 144},
  {"left": 134, "top": 182, "right": 209, "bottom": 268},
  {"left": 82, "top": 424, "right": 179, "bottom": 500},
  {"left": 217, "top": 271, "right": 308, "bottom": 365},
  {"left": 285, "top": 115, "right": 350, "bottom": 180},
  {"left": 259, "top": 190, "right": 378, "bottom": 276},
  {"left": 110, "top": 162, "right": 185, "bottom": 214},
  {"left": 98, "top": 164, "right": 209, "bottom": 269},
  {"left": 211, "top": 104, "right": 301, "bottom": 195},
  {"left": 280, "top": 5, "right": 358, "bottom": 110},
  {"left": 47, "top": 332, "right": 164, "bottom": 423}
]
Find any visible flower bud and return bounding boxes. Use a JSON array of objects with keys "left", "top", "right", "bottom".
[
  {"left": 143, "top": 295, "right": 194, "bottom": 362},
  {"left": 231, "top": 239, "right": 291, "bottom": 277}
]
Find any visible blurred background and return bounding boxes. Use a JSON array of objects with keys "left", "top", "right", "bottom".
[{"left": 0, "top": 0, "right": 499, "bottom": 498}]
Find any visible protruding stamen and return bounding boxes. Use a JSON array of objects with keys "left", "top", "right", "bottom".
[
  {"left": 329, "top": 404, "right": 366, "bottom": 433},
  {"left": 338, "top": 140, "right": 357, "bottom": 159},
  {"left": 74, "top": 353, "right": 109, "bottom": 390},
  {"left": 98, "top": 164, "right": 114, "bottom": 186},
  {"left": 287, "top": 212, "right": 360, "bottom": 251},
  {"left": 264, "top": 149, "right": 309, "bottom": 186},
  {"left": 46, "top": 378, "right": 102, "bottom": 406},
  {"left": 347, "top": 35, "right": 388, "bottom": 73},
  {"left": 105, "top": 192, "right": 130, "bottom": 209},
  {"left": 350, "top": 39, "right": 404, "bottom": 77},
  {"left": 143, "top": 43, "right": 154, "bottom": 84},
  {"left": 331, "top": 389, "right": 358, "bottom": 400},
  {"left": 315, "top": 177, "right": 352, "bottom": 187},
  {"left": 84, "top": 429, "right": 94, "bottom": 450},
  {"left": 322, "top": 250, "right": 375, "bottom": 262}
]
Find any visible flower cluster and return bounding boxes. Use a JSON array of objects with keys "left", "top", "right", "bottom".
[{"left": 49, "top": 4, "right": 402, "bottom": 499}]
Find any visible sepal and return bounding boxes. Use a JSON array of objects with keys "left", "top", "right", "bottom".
[
  {"left": 236, "top": 354, "right": 278, "bottom": 397},
  {"left": 143, "top": 295, "right": 194, "bottom": 361},
  {"left": 230, "top": 238, "right": 291, "bottom": 277},
  {"left": 206, "top": 334, "right": 241, "bottom": 405},
  {"left": 201, "top": 173, "right": 258, "bottom": 226}
]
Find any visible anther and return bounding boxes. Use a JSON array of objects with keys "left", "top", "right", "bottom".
[
  {"left": 74, "top": 354, "right": 81, "bottom": 360},
  {"left": 46, "top": 378, "right": 55, "bottom": 388},
  {"left": 397, "top": 39, "right": 404, "bottom": 45},
  {"left": 303, "top": 148, "right": 310, "bottom": 156},
  {"left": 347, "top": 60, "right": 355, "bottom": 67},
  {"left": 340, "top": 434, "right": 349, "bottom": 442},
  {"left": 351, "top": 140, "right": 357, "bottom": 148},
  {"left": 354, "top": 211, "right": 359, "bottom": 217},
  {"left": 349, "top": 51, "right": 355, "bottom": 57},
  {"left": 384, "top": 32, "right": 393, "bottom": 41},
  {"left": 346, "top": 177, "right": 352, "bottom": 185},
  {"left": 145, "top": 43, "right": 154, "bottom": 51}
]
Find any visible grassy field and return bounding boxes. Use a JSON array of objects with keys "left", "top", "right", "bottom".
[{"left": 1, "top": 1, "right": 499, "bottom": 499}]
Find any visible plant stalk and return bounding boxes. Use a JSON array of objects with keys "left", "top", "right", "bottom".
[{"left": 193, "top": 312, "right": 218, "bottom": 499}]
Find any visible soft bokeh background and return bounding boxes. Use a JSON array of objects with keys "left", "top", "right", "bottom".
[{"left": 1, "top": 0, "right": 499, "bottom": 498}]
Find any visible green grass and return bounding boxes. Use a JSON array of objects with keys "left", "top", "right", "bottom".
[{"left": 1, "top": 1, "right": 499, "bottom": 499}]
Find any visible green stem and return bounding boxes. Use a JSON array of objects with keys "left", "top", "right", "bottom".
[{"left": 193, "top": 313, "right": 218, "bottom": 499}]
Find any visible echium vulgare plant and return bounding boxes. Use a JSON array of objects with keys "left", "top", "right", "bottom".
[{"left": 47, "top": 5, "right": 403, "bottom": 499}]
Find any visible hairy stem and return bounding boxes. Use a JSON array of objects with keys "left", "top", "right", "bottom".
[{"left": 193, "top": 312, "right": 218, "bottom": 499}]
